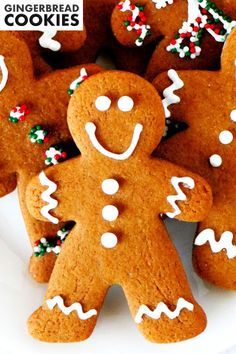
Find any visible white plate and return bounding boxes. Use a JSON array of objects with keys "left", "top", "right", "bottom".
[{"left": 0, "top": 190, "right": 235, "bottom": 354}]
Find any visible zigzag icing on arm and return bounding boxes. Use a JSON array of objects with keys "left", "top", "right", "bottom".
[
  {"left": 166, "top": 176, "right": 195, "bottom": 218},
  {"left": 0, "top": 56, "right": 8, "bottom": 92},
  {"left": 46, "top": 296, "right": 97, "bottom": 320},
  {"left": 162, "top": 69, "right": 184, "bottom": 118},
  {"left": 195, "top": 229, "right": 236, "bottom": 259},
  {"left": 135, "top": 297, "right": 194, "bottom": 324},
  {"left": 39, "top": 171, "right": 59, "bottom": 224}
]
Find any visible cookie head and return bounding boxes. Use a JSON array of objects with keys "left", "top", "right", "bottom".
[{"left": 68, "top": 71, "right": 165, "bottom": 158}]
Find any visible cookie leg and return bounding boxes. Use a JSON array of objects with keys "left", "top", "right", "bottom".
[
  {"left": 28, "top": 231, "right": 108, "bottom": 342},
  {"left": 194, "top": 202, "right": 236, "bottom": 289},
  {"left": 123, "top": 229, "right": 206, "bottom": 343}
]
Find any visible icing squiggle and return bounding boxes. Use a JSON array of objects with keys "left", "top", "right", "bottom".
[
  {"left": 69, "top": 68, "right": 88, "bottom": 95},
  {"left": 135, "top": 297, "right": 194, "bottom": 324},
  {"left": 85, "top": 122, "right": 143, "bottom": 160},
  {"left": 39, "top": 30, "right": 61, "bottom": 51},
  {"left": 152, "top": 0, "right": 173, "bottom": 9},
  {"left": 39, "top": 171, "right": 59, "bottom": 224},
  {"left": 0, "top": 56, "right": 8, "bottom": 92},
  {"left": 166, "top": 176, "right": 195, "bottom": 218},
  {"left": 162, "top": 69, "right": 184, "bottom": 119},
  {"left": 195, "top": 229, "right": 236, "bottom": 259},
  {"left": 118, "top": 0, "right": 151, "bottom": 46},
  {"left": 167, "top": 0, "right": 236, "bottom": 59},
  {"left": 46, "top": 296, "right": 97, "bottom": 320}
]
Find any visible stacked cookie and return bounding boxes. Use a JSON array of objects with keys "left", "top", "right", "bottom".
[{"left": 0, "top": 0, "right": 235, "bottom": 345}]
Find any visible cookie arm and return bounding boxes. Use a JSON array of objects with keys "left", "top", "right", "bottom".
[
  {"left": 156, "top": 160, "right": 212, "bottom": 222},
  {"left": 0, "top": 173, "right": 17, "bottom": 197},
  {"left": 26, "top": 159, "right": 80, "bottom": 224}
]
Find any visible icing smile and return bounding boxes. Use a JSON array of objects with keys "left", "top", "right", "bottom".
[{"left": 85, "top": 122, "right": 143, "bottom": 160}]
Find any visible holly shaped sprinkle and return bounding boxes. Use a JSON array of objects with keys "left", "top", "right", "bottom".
[
  {"left": 8, "top": 104, "right": 30, "bottom": 123},
  {"left": 117, "top": 0, "right": 151, "bottom": 46},
  {"left": 44, "top": 145, "right": 67, "bottom": 166},
  {"left": 29, "top": 125, "right": 49, "bottom": 144},
  {"left": 68, "top": 68, "right": 88, "bottom": 96},
  {"left": 33, "top": 225, "right": 72, "bottom": 257},
  {"left": 167, "top": 0, "right": 236, "bottom": 59}
]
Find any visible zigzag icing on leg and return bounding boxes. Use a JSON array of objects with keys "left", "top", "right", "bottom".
[
  {"left": 135, "top": 297, "right": 194, "bottom": 324},
  {"left": 46, "top": 296, "right": 97, "bottom": 320},
  {"left": 195, "top": 228, "right": 236, "bottom": 259}
]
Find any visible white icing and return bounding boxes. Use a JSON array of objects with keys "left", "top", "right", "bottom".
[
  {"left": 39, "top": 30, "right": 61, "bottom": 51},
  {"left": 166, "top": 177, "right": 195, "bottom": 218},
  {"left": 195, "top": 229, "right": 236, "bottom": 259},
  {"left": 69, "top": 68, "right": 88, "bottom": 92},
  {"left": 209, "top": 154, "right": 222, "bottom": 168},
  {"left": 230, "top": 110, "right": 236, "bottom": 122},
  {"left": 117, "top": 96, "right": 134, "bottom": 112},
  {"left": 46, "top": 296, "right": 97, "bottom": 319},
  {"left": 95, "top": 96, "right": 111, "bottom": 111},
  {"left": 162, "top": 69, "right": 184, "bottom": 119},
  {"left": 102, "top": 205, "right": 119, "bottom": 221},
  {"left": 9, "top": 107, "right": 23, "bottom": 120},
  {"left": 101, "top": 232, "right": 118, "bottom": 248},
  {"left": 85, "top": 122, "right": 143, "bottom": 160},
  {"left": 135, "top": 297, "right": 194, "bottom": 324},
  {"left": 152, "top": 0, "right": 173, "bottom": 9},
  {"left": 219, "top": 130, "right": 233, "bottom": 145},
  {"left": 0, "top": 56, "right": 8, "bottom": 92},
  {"left": 102, "top": 179, "right": 119, "bottom": 195},
  {"left": 30, "top": 129, "right": 45, "bottom": 143},
  {"left": 39, "top": 171, "right": 59, "bottom": 224}
]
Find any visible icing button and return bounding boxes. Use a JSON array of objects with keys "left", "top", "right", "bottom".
[
  {"left": 209, "top": 154, "right": 222, "bottom": 168},
  {"left": 101, "top": 232, "right": 118, "bottom": 249},
  {"left": 102, "top": 179, "right": 119, "bottom": 195},
  {"left": 230, "top": 110, "right": 236, "bottom": 122},
  {"left": 219, "top": 130, "right": 233, "bottom": 145},
  {"left": 102, "top": 205, "right": 119, "bottom": 221}
]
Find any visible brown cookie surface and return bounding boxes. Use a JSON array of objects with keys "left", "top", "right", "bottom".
[
  {"left": 26, "top": 70, "right": 212, "bottom": 343},
  {"left": 153, "top": 28, "right": 236, "bottom": 289}
]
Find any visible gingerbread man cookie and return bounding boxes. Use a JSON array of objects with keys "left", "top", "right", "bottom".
[
  {"left": 26, "top": 70, "right": 212, "bottom": 343},
  {"left": 111, "top": 0, "right": 236, "bottom": 81},
  {"left": 0, "top": 31, "right": 102, "bottom": 282},
  {"left": 153, "top": 28, "right": 236, "bottom": 289}
]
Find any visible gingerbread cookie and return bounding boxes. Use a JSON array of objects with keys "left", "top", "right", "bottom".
[
  {"left": 45, "top": 0, "right": 155, "bottom": 76},
  {"left": 16, "top": 29, "right": 87, "bottom": 76},
  {"left": 0, "top": 31, "right": 102, "bottom": 283},
  {"left": 111, "top": 0, "right": 236, "bottom": 81},
  {"left": 26, "top": 70, "right": 212, "bottom": 343},
  {"left": 153, "top": 28, "right": 236, "bottom": 289}
]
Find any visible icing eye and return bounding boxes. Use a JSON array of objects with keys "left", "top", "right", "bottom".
[
  {"left": 95, "top": 96, "right": 111, "bottom": 111},
  {"left": 117, "top": 96, "right": 134, "bottom": 112}
]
